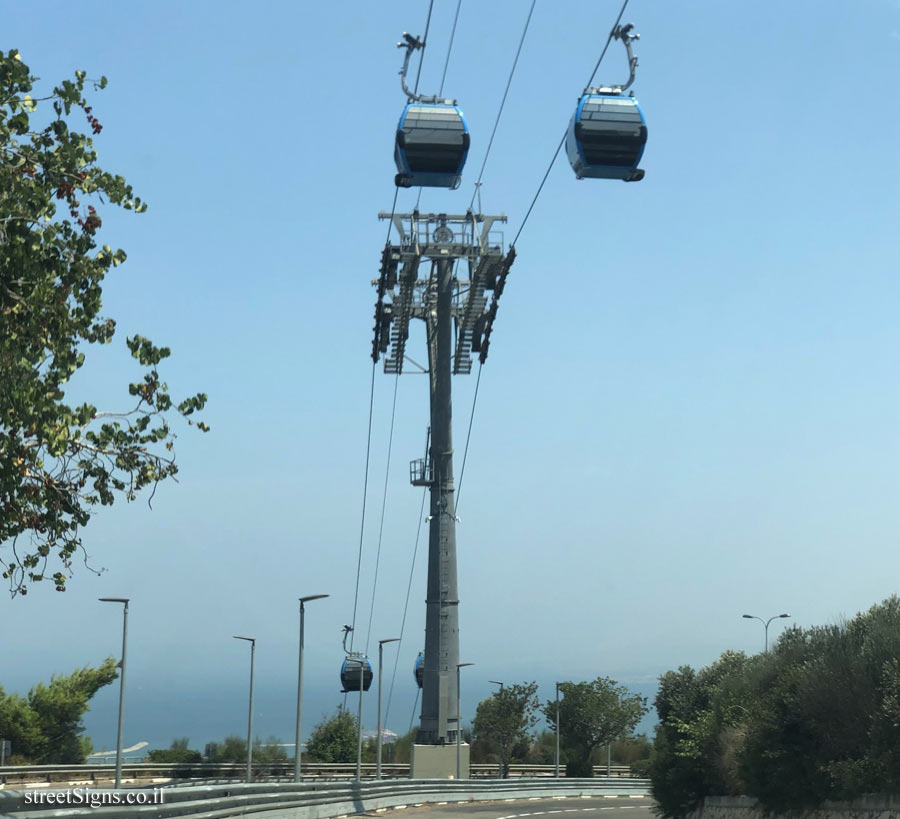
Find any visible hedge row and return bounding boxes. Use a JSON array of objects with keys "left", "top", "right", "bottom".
[{"left": 649, "top": 596, "right": 900, "bottom": 816}]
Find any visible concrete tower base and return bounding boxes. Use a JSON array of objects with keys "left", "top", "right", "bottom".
[{"left": 410, "top": 743, "right": 470, "bottom": 779}]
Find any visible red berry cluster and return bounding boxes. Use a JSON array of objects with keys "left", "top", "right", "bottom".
[
  {"left": 80, "top": 205, "right": 101, "bottom": 233},
  {"left": 82, "top": 104, "right": 102, "bottom": 134},
  {"left": 55, "top": 181, "right": 75, "bottom": 199}
]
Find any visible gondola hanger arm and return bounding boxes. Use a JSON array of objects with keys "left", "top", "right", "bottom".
[
  {"left": 586, "top": 22, "right": 640, "bottom": 96},
  {"left": 397, "top": 31, "right": 452, "bottom": 104},
  {"left": 342, "top": 624, "right": 353, "bottom": 655}
]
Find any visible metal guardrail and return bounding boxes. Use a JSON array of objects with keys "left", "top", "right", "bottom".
[
  {"left": 0, "top": 762, "right": 638, "bottom": 788},
  {"left": 0, "top": 776, "right": 652, "bottom": 818}
]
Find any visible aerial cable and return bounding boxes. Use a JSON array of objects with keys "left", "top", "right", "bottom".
[
  {"left": 450, "top": 1, "right": 535, "bottom": 516},
  {"left": 512, "top": 0, "right": 631, "bottom": 248},
  {"left": 411, "top": 0, "right": 436, "bottom": 211},
  {"left": 349, "top": 187, "right": 399, "bottom": 664},
  {"left": 385, "top": 187, "right": 399, "bottom": 240},
  {"left": 364, "top": 373, "right": 400, "bottom": 655},
  {"left": 349, "top": 361, "right": 377, "bottom": 657},
  {"left": 438, "top": 0, "right": 463, "bottom": 99},
  {"left": 454, "top": 0, "right": 535, "bottom": 506},
  {"left": 510, "top": 133, "right": 565, "bottom": 247},
  {"left": 413, "top": 0, "right": 435, "bottom": 96},
  {"left": 454, "top": 361, "right": 482, "bottom": 515},
  {"left": 383, "top": 484, "right": 428, "bottom": 728},
  {"left": 584, "top": 0, "right": 632, "bottom": 91},
  {"left": 409, "top": 687, "right": 421, "bottom": 734},
  {"left": 468, "top": 0, "right": 537, "bottom": 212}
]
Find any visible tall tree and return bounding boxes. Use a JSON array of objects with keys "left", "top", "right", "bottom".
[
  {"left": 215, "top": 735, "right": 248, "bottom": 763},
  {"left": 0, "top": 50, "right": 207, "bottom": 596},
  {"left": 305, "top": 709, "right": 358, "bottom": 763},
  {"left": 473, "top": 682, "right": 539, "bottom": 777},
  {"left": 0, "top": 659, "right": 117, "bottom": 763},
  {"left": 544, "top": 678, "right": 647, "bottom": 778}
]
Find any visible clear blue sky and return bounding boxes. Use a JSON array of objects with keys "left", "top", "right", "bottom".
[{"left": 4, "top": 0, "right": 900, "bottom": 752}]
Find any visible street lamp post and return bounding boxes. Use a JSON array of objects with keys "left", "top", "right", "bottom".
[
  {"left": 233, "top": 636, "right": 256, "bottom": 783},
  {"left": 98, "top": 598, "right": 129, "bottom": 789},
  {"left": 295, "top": 595, "right": 329, "bottom": 782},
  {"left": 456, "top": 663, "right": 474, "bottom": 780},
  {"left": 489, "top": 680, "right": 504, "bottom": 778},
  {"left": 742, "top": 613, "right": 791, "bottom": 652},
  {"left": 554, "top": 682, "right": 561, "bottom": 779},
  {"left": 376, "top": 638, "right": 400, "bottom": 780}
]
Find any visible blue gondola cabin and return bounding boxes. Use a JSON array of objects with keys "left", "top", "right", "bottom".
[
  {"left": 566, "top": 94, "right": 647, "bottom": 182},
  {"left": 395, "top": 103, "right": 470, "bottom": 189}
]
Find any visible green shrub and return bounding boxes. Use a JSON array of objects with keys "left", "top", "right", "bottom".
[{"left": 566, "top": 758, "right": 593, "bottom": 777}]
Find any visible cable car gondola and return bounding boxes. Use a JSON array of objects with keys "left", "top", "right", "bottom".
[
  {"left": 341, "top": 657, "right": 373, "bottom": 692},
  {"left": 566, "top": 24, "right": 647, "bottom": 182},
  {"left": 395, "top": 103, "right": 470, "bottom": 189},
  {"left": 393, "top": 33, "right": 470, "bottom": 190},
  {"left": 414, "top": 651, "right": 424, "bottom": 689},
  {"left": 339, "top": 625, "right": 373, "bottom": 692}
]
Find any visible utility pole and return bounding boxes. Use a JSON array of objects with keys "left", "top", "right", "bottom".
[{"left": 373, "top": 212, "right": 514, "bottom": 751}]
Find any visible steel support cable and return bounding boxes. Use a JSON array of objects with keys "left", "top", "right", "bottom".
[
  {"left": 348, "top": 186, "right": 400, "bottom": 667},
  {"left": 452, "top": 2, "right": 536, "bottom": 512},
  {"left": 409, "top": 687, "right": 421, "bottom": 734},
  {"left": 364, "top": 373, "right": 400, "bottom": 656},
  {"left": 447, "top": 1, "right": 534, "bottom": 523},
  {"left": 385, "top": 187, "right": 399, "bottom": 241},
  {"left": 413, "top": 0, "right": 436, "bottom": 96},
  {"left": 383, "top": 485, "right": 428, "bottom": 728},
  {"left": 349, "top": 360, "right": 378, "bottom": 657},
  {"left": 468, "top": 0, "right": 537, "bottom": 212},
  {"left": 584, "top": 0, "right": 631, "bottom": 91},
  {"left": 438, "top": 0, "right": 463, "bottom": 98},
  {"left": 454, "top": 361, "right": 482, "bottom": 515},
  {"left": 345, "top": 192, "right": 400, "bottom": 709},
  {"left": 511, "top": 0, "right": 631, "bottom": 248},
  {"left": 413, "top": 0, "right": 436, "bottom": 213}
]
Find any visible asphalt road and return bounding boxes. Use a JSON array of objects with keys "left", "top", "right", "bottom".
[{"left": 376, "top": 795, "right": 655, "bottom": 819}]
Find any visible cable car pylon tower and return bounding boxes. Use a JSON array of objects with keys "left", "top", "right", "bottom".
[{"left": 372, "top": 208, "right": 515, "bottom": 758}]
